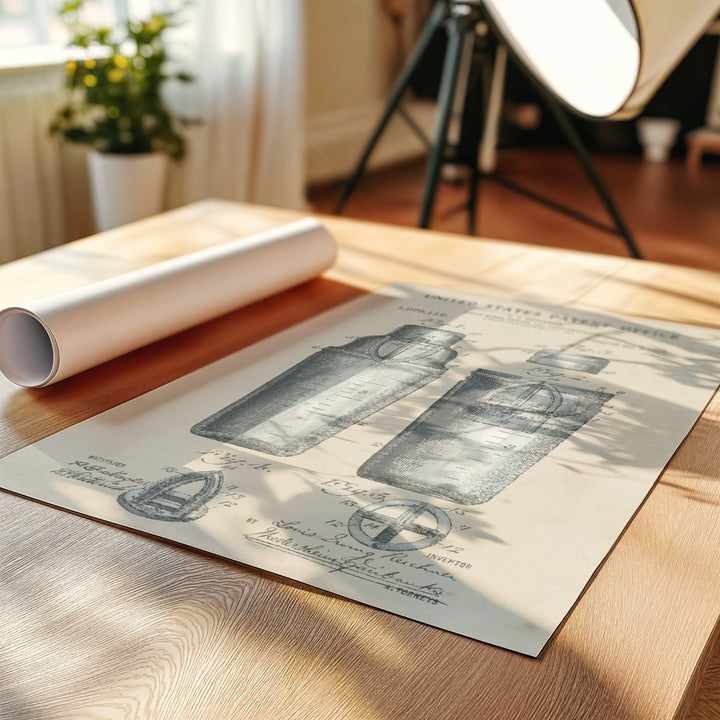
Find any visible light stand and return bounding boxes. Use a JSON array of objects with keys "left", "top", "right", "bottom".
[{"left": 334, "top": 0, "right": 642, "bottom": 258}]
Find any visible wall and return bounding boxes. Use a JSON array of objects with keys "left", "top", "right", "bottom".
[{"left": 304, "top": 0, "right": 435, "bottom": 184}]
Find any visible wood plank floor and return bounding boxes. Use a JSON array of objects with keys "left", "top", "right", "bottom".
[
  {"left": 311, "top": 147, "right": 720, "bottom": 719},
  {"left": 309, "top": 148, "right": 720, "bottom": 272}
]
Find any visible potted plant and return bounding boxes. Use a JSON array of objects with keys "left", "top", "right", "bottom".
[{"left": 50, "top": 0, "right": 193, "bottom": 231}]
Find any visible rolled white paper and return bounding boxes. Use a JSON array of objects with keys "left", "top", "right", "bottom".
[{"left": 0, "top": 218, "right": 337, "bottom": 388}]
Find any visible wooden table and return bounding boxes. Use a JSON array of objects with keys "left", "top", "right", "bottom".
[{"left": 1, "top": 199, "right": 719, "bottom": 720}]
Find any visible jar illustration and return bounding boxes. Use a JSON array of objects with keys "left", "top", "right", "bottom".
[
  {"left": 358, "top": 368, "right": 613, "bottom": 504},
  {"left": 190, "top": 325, "right": 464, "bottom": 456}
]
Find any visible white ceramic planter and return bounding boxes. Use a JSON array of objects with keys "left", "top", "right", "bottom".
[
  {"left": 636, "top": 117, "right": 681, "bottom": 163},
  {"left": 87, "top": 151, "right": 169, "bottom": 231}
]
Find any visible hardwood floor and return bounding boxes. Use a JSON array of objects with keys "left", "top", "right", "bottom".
[{"left": 309, "top": 148, "right": 720, "bottom": 272}]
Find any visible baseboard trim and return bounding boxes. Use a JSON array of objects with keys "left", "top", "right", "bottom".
[{"left": 305, "top": 98, "right": 437, "bottom": 184}]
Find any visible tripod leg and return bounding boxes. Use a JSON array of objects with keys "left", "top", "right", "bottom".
[
  {"left": 464, "top": 33, "right": 499, "bottom": 235},
  {"left": 418, "top": 10, "right": 473, "bottom": 228},
  {"left": 478, "top": 43, "right": 507, "bottom": 174},
  {"left": 539, "top": 88, "right": 643, "bottom": 259},
  {"left": 440, "top": 27, "right": 476, "bottom": 183},
  {"left": 335, "top": 0, "right": 447, "bottom": 214},
  {"left": 467, "top": 148, "right": 480, "bottom": 235}
]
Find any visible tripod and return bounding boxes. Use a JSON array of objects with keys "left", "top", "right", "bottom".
[{"left": 334, "top": 0, "right": 642, "bottom": 259}]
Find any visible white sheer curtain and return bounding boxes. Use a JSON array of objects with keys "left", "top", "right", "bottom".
[
  {"left": 0, "top": 66, "right": 68, "bottom": 264},
  {"left": 167, "top": 0, "right": 307, "bottom": 210},
  {"left": 0, "top": 0, "right": 306, "bottom": 263}
]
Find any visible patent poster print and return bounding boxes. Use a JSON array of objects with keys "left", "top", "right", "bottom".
[{"left": 1, "top": 284, "right": 719, "bottom": 657}]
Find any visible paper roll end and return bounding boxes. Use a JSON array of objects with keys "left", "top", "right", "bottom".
[{"left": 0, "top": 308, "right": 58, "bottom": 387}]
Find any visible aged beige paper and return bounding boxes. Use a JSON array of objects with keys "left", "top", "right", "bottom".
[{"left": 1, "top": 284, "right": 718, "bottom": 656}]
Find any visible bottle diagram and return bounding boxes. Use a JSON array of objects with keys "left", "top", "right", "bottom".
[
  {"left": 191, "top": 325, "right": 464, "bottom": 456},
  {"left": 358, "top": 368, "right": 613, "bottom": 504}
]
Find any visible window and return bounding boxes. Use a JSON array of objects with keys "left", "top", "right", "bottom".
[
  {"left": 0, "top": 1, "right": 173, "bottom": 69},
  {"left": 0, "top": 0, "right": 69, "bottom": 55}
]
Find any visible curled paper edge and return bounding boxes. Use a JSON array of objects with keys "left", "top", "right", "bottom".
[{"left": 0, "top": 218, "right": 337, "bottom": 388}]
